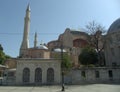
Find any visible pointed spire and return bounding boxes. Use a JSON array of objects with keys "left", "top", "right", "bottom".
[
  {"left": 25, "top": 3, "right": 30, "bottom": 19},
  {"left": 26, "top": 3, "right": 30, "bottom": 11}
]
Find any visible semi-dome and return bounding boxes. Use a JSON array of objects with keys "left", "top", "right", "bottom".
[{"left": 108, "top": 18, "right": 120, "bottom": 34}]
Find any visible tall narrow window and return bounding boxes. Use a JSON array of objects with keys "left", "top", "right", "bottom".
[
  {"left": 47, "top": 68, "right": 54, "bottom": 84},
  {"left": 119, "top": 47, "right": 120, "bottom": 57},
  {"left": 0, "top": 71, "right": 2, "bottom": 77},
  {"left": 81, "top": 71, "right": 86, "bottom": 78},
  {"left": 108, "top": 70, "right": 113, "bottom": 78},
  {"left": 95, "top": 71, "right": 100, "bottom": 78},
  {"left": 35, "top": 68, "right": 42, "bottom": 83},
  {"left": 23, "top": 68, "right": 30, "bottom": 83}
]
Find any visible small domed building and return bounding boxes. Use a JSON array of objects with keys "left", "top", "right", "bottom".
[
  {"left": 22, "top": 43, "right": 50, "bottom": 59},
  {"left": 15, "top": 5, "right": 61, "bottom": 85},
  {"left": 105, "top": 18, "right": 120, "bottom": 66}
]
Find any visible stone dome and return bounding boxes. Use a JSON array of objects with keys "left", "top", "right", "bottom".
[{"left": 108, "top": 18, "right": 120, "bottom": 34}]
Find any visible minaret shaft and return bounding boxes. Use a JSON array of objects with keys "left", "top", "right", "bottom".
[
  {"left": 20, "top": 4, "right": 30, "bottom": 57},
  {"left": 22, "top": 15, "right": 30, "bottom": 48},
  {"left": 34, "top": 32, "right": 38, "bottom": 48}
]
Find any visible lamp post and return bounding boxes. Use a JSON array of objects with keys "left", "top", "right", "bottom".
[{"left": 61, "top": 43, "right": 65, "bottom": 91}]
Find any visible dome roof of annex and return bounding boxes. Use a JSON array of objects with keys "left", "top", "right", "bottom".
[
  {"left": 54, "top": 48, "right": 66, "bottom": 52},
  {"left": 36, "top": 44, "right": 48, "bottom": 50},
  {"left": 108, "top": 18, "right": 120, "bottom": 34}
]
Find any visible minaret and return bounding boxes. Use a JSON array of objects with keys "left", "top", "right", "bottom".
[
  {"left": 34, "top": 32, "right": 38, "bottom": 48},
  {"left": 20, "top": 4, "right": 30, "bottom": 57}
]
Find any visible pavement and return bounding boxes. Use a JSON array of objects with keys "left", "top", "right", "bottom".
[{"left": 0, "top": 84, "right": 120, "bottom": 92}]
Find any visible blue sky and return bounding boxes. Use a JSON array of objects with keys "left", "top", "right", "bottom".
[{"left": 0, "top": 0, "right": 120, "bottom": 57}]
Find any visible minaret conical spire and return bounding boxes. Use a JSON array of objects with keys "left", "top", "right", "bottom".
[
  {"left": 27, "top": 3, "right": 30, "bottom": 11},
  {"left": 25, "top": 3, "right": 30, "bottom": 19},
  {"left": 20, "top": 4, "right": 31, "bottom": 57}
]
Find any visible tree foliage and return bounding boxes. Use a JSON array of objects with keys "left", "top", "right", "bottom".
[
  {"left": 61, "top": 54, "right": 72, "bottom": 70},
  {"left": 0, "top": 44, "right": 3, "bottom": 51},
  {"left": 0, "top": 50, "right": 5, "bottom": 64},
  {"left": 86, "top": 21, "right": 105, "bottom": 51},
  {"left": 85, "top": 21, "right": 106, "bottom": 66},
  {"left": 79, "top": 46, "right": 98, "bottom": 65},
  {"left": 0, "top": 44, "right": 11, "bottom": 64},
  {"left": 86, "top": 21, "right": 106, "bottom": 35}
]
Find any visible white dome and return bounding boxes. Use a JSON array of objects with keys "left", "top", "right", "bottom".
[
  {"left": 108, "top": 18, "right": 120, "bottom": 34},
  {"left": 54, "top": 48, "right": 66, "bottom": 52},
  {"left": 37, "top": 44, "right": 48, "bottom": 50}
]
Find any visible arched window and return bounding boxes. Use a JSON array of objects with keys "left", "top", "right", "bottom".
[
  {"left": 47, "top": 68, "right": 54, "bottom": 84},
  {"left": 35, "top": 68, "right": 42, "bottom": 83},
  {"left": 23, "top": 68, "right": 30, "bottom": 83}
]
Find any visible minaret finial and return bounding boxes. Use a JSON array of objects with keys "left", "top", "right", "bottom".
[{"left": 27, "top": 3, "right": 30, "bottom": 11}]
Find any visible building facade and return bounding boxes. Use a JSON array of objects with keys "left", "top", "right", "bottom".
[{"left": 16, "top": 59, "right": 61, "bottom": 85}]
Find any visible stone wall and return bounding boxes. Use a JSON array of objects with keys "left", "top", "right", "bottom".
[
  {"left": 2, "top": 69, "right": 16, "bottom": 85},
  {"left": 64, "top": 67, "right": 120, "bottom": 84}
]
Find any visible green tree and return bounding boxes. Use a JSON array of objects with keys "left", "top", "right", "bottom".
[
  {"left": 0, "top": 50, "right": 5, "bottom": 64},
  {"left": 85, "top": 21, "right": 106, "bottom": 66},
  {"left": 53, "top": 52, "right": 72, "bottom": 69},
  {"left": 79, "top": 46, "right": 98, "bottom": 66},
  {"left": 0, "top": 44, "right": 11, "bottom": 64},
  {"left": 0, "top": 44, "right": 3, "bottom": 51},
  {"left": 61, "top": 54, "right": 72, "bottom": 70}
]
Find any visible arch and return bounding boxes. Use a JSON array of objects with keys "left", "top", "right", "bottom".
[
  {"left": 47, "top": 68, "right": 54, "bottom": 84},
  {"left": 73, "top": 38, "right": 88, "bottom": 48},
  {"left": 23, "top": 68, "right": 30, "bottom": 83},
  {"left": 35, "top": 68, "right": 42, "bottom": 83}
]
